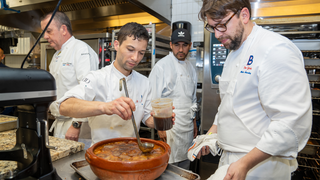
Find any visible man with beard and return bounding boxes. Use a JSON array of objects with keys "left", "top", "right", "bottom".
[
  {"left": 196, "top": 0, "right": 311, "bottom": 180},
  {"left": 58, "top": 22, "right": 175, "bottom": 145},
  {"left": 148, "top": 28, "right": 198, "bottom": 170}
]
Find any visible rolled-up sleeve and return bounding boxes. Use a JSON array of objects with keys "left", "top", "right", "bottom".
[{"left": 256, "top": 43, "right": 312, "bottom": 158}]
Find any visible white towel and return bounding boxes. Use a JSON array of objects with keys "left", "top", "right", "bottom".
[
  {"left": 207, "top": 165, "right": 230, "bottom": 180},
  {"left": 187, "top": 133, "right": 221, "bottom": 161}
]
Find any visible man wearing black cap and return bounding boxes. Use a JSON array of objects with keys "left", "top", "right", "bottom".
[{"left": 148, "top": 28, "right": 198, "bottom": 169}]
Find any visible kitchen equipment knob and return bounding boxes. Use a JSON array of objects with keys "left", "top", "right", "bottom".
[{"left": 215, "top": 75, "right": 221, "bottom": 83}]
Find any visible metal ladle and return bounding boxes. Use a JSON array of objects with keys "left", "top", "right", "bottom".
[{"left": 119, "top": 78, "right": 154, "bottom": 153}]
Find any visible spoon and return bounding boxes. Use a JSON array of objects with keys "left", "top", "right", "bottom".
[{"left": 119, "top": 78, "right": 154, "bottom": 153}]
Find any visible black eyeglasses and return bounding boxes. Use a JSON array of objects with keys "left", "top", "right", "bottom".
[{"left": 205, "top": 10, "right": 240, "bottom": 33}]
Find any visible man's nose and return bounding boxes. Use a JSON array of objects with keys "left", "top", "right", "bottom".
[
  {"left": 214, "top": 29, "right": 223, "bottom": 40},
  {"left": 179, "top": 45, "right": 183, "bottom": 51},
  {"left": 43, "top": 32, "right": 49, "bottom": 39},
  {"left": 131, "top": 51, "right": 139, "bottom": 61}
]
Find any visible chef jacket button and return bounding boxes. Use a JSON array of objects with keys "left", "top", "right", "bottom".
[{"left": 236, "top": 64, "right": 239, "bottom": 67}]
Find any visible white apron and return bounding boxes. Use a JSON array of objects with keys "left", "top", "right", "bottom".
[
  {"left": 166, "top": 58, "right": 195, "bottom": 163},
  {"left": 88, "top": 72, "right": 143, "bottom": 145},
  {"left": 216, "top": 28, "right": 297, "bottom": 179}
]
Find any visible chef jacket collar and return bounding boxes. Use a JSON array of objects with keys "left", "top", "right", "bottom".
[
  {"left": 60, "top": 36, "right": 75, "bottom": 51},
  {"left": 110, "top": 61, "right": 134, "bottom": 81}
]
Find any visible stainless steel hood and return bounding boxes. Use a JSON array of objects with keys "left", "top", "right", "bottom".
[{"left": 0, "top": 0, "right": 171, "bottom": 35}]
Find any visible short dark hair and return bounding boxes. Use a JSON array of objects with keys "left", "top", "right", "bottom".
[
  {"left": 117, "top": 22, "right": 149, "bottom": 45},
  {"left": 199, "top": 0, "right": 251, "bottom": 22},
  {"left": 41, "top": 11, "right": 73, "bottom": 35}
]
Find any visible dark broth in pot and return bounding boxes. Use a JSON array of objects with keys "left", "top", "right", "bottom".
[{"left": 94, "top": 140, "right": 165, "bottom": 162}]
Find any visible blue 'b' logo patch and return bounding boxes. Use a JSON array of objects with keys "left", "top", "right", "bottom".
[{"left": 247, "top": 55, "right": 253, "bottom": 65}]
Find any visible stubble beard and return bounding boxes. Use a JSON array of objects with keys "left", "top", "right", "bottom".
[
  {"left": 220, "top": 21, "right": 244, "bottom": 51},
  {"left": 174, "top": 52, "right": 189, "bottom": 60}
]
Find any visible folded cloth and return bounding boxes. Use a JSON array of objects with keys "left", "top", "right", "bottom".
[
  {"left": 189, "top": 103, "right": 198, "bottom": 119},
  {"left": 207, "top": 164, "right": 230, "bottom": 180},
  {"left": 187, "top": 133, "right": 221, "bottom": 161}
]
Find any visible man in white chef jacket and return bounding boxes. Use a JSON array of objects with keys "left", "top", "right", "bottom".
[
  {"left": 56, "top": 22, "right": 174, "bottom": 145},
  {"left": 196, "top": 0, "right": 312, "bottom": 179},
  {"left": 40, "top": 11, "right": 99, "bottom": 143},
  {"left": 0, "top": 47, "right": 7, "bottom": 67},
  {"left": 148, "top": 28, "right": 198, "bottom": 169}
]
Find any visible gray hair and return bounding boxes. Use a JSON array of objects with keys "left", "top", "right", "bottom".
[{"left": 41, "top": 11, "right": 73, "bottom": 35}]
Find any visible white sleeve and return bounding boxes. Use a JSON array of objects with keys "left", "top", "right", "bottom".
[
  {"left": 142, "top": 81, "right": 152, "bottom": 124},
  {"left": 256, "top": 42, "right": 312, "bottom": 158},
  {"left": 56, "top": 71, "right": 98, "bottom": 107},
  {"left": 74, "top": 44, "right": 98, "bottom": 83},
  {"left": 148, "top": 65, "right": 166, "bottom": 99}
]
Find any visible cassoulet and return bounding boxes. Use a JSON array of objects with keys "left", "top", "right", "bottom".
[{"left": 94, "top": 140, "right": 165, "bottom": 162}]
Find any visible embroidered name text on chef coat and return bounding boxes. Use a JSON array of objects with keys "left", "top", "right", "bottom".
[{"left": 240, "top": 55, "right": 254, "bottom": 75}]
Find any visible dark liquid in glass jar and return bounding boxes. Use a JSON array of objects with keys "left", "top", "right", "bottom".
[{"left": 154, "top": 116, "right": 173, "bottom": 130}]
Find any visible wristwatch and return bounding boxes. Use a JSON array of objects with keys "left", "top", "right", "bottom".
[{"left": 72, "top": 121, "right": 82, "bottom": 129}]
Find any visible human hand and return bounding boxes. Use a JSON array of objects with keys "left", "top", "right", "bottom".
[
  {"left": 102, "top": 97, "right": 135, "bottom": 120},
  {"left": 65, "top": 126, "right": 80, "bottom": 141},
  {"left": 223, "top": 159, "right": 249, "bottom": 180},
  {"left": 196, "top": 146, "right": 210, "bottom": 159},
  {"left": 193, "top": 120, "right": 198, "bottom": 138},
  {"left": 157, "top": 130, "right": 167, "bottom": 142}
]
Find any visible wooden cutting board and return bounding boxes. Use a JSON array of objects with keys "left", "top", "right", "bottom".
[{"left": 0, "top": 130, "right": 85, "bottom": 176}]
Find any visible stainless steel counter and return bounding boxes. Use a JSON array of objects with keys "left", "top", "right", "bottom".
[
  {"left": 53, "top": 150, "right": 200, "bottom": 180},
  {"left": 53, "top": 150, "right": 86, "bottom": 180}
]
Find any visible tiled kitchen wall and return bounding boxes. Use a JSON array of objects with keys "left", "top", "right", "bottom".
[{"left": 171, "top": 0, "right": 204, "bottom": 44}]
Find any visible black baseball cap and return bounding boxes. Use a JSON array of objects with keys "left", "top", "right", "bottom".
[{"left": 171, "top": 28, "right": 191, "bottom": 44}]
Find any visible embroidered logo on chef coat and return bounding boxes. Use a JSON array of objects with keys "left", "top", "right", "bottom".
[
  {"left": 82, "top": 78, "right": 90, "bottom": 84},
  {"left": 240, "top": 55, "right": 254, "bottom": 75},
  {"left": 62, "top": 62, "right": 73, "bottom": 67}
]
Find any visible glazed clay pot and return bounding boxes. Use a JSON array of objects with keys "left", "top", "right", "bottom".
[{"left": 85, "top": 137, "right": 171, "bottom": 180}]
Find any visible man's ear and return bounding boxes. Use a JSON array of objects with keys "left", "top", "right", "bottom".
[
  {"left": 114, "top": 40, "right": 119, "bottom": 51},
  {"left": 189, "top": 42, "right": 192, "bottom": 50},
  {"left": 170, "top": 42, "right": 173, "bottom": 50},
  {"left": 241, "top": 7, "right": 250, "bottom": 24},
  {"left": 60, "top": 25, "right": 68, "bottom": 36}
]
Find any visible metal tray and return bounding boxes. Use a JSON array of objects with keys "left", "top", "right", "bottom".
[
  {"left": 308, "top": 74, "right": 320, "bottom": 82},
  {"left": 300, "top": 132, "right": 320, "bottom": 155},
  {"left": 305, "top": 58, "right": 320, "bottom": 67},
  {"left": 0, "top": 115, "right": 17, "bottom": 132},
  {"left": 70, "top": 160, "right": 200, "bottom": 180},
  {"left": 311, "top": 89, "right": 320, "bottom": 97}
]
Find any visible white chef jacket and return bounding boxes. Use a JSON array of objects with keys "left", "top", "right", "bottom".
[
  {"left": 214, "top": 24, "right": 312, "bottom": 179},
  {"left": 57, "top": 62, "right": 152, "bottom": 145},
  {"left": 49, "top": 36, "right": 99, "bottom": 139},
  {"left": 148, "top": 52, "right": 197, "bottom": 163}
]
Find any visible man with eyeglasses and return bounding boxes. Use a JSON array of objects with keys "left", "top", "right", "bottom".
[
  {"left": 148, "top": 28, "right": 198, "bottom": 170},
  {"left": 196, "top": 0, "right": 311, "bottom": 180}
]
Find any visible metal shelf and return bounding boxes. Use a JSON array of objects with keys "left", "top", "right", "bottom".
[{"left": 277, "top": 31, "right": 320, "bottom": 35}]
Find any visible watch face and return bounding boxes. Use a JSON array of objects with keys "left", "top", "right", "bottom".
[{"left": 73, "top": 121, "right": 80, "bottom": 128}]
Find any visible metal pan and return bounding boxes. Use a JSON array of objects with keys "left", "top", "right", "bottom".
[{"left": 70, "top": 160, "right": 200, "bottom": 180}]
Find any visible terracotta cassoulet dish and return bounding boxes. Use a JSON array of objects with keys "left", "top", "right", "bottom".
[{"left": 85, "top": 137, "right": 171, "bottom": 180}]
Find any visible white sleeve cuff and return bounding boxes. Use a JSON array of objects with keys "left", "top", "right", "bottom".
[{"left": 256, "top": 121, "right": 298, "bottom": 159}]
